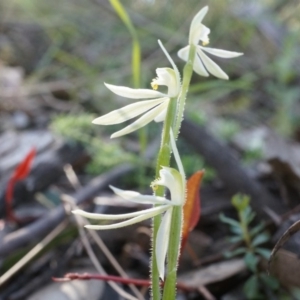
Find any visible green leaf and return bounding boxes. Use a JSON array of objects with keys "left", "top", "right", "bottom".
[
  {"left": 219, "top": 213, "right": 241, "bottom": 228},
  {"left": 251, "top": 233, "right": 270, "bottom": 247},
  {"left": 243, "top": 275, "right": 260, "bottom": 299},
  {"left": 244, "top": 208, "right": 256, "bottom": 224},
  {"left": 255, "top": 248, "right": 271, "bottom": 260},
  {"left": 244, "top": 252, "right": 259, "bottom": 272},
  {"left": 259, "top": 273, "right": 279, "bottom": 290},
  {"left": 224, "top": 247, "right": 247, "bottom": 258},
  {"left": 249, "top": 223, "right": 265, "bottom": 237},
  {"left": 228, "top": 235, "right": 244, "bottom": 243}
]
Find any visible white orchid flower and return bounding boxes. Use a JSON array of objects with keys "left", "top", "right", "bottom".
[
  {"left": 73, "top": 129, "right": 185, "bottom": 279},
  {"left": 178, "top": 6, "right": 243, "bottom": 80},
  {"left": 93, "top": 41, "right": 180, "bottom": 138}
]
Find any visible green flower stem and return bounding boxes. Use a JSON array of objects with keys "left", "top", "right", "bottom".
[
  {"left": 159, "top": 45, "right": 196, "bottom": 299},
  {"left": 152, "top": 97, "right": 177, "bottom": 300},
  {"left": 162, "top": 206, "right": 182, "bottom": 300},
  {"left": 238, "top": 210, "right": 252, "bottom": 251},
  {"left": 174, "top": 44, "right": 196, "bottom": 138}
]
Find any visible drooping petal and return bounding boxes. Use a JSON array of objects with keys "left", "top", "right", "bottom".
[
  {"left": 193, "top": 52, "right": 209, "bottom": 76},
  {"left": 177, "top": 45, "right": 190, "bottom": 62},
  {"left": 155, "top": 208, "right": 173, "bottom": 279},
  {"left": 200, "top": 46, "right": 243, "bottom": 58},
  {"left": 92, "top": 98, "right": 167, "bottom": 125},
  {"left": 158, "top": 40, "right": 181, "bottom": 96},
  {"left": 110, "top": 185, "right": 171, "bottom": 205},
  {"left": 111, "top": 100, "right": 169, "bottom": 138},
  {"left": 197, "top": 48, "right": 229, "bottom": 80},
  {"left": 179, "top": 45, "right": 208, "bottom": 76},
  {"left": 189, "top": 6, "right": 209, "bottom": 45},
  {"left": 155, "top": 167, "right": 184, "bottom": 206},
  {"left": 84, "top": 205, "right": 171, "bottom": 230},
  {"left": 105, "top": 83, "right": 165, "bottom": 99},
  {"left": 72, "top": 205, "right": 170, "bottom": 220}
]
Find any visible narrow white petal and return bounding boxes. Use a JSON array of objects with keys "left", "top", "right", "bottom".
[
  {"left": 200, "top": 46, "right": 243, "bottom": 58},
  {"left": 158, "top": 40, "right": 181, "bottom": 95},
  {"left": 92, "top": 98, "right": 166, "bottom": 125},
  {"left": 193, "top": 52, "right": 209, "bottom": 76},
  {"left": 72, "top": 205, "right": 169, "bottom": 220},
  {"left": 156, "top": 208, "right": 173, "bottom": 279},
  {"left": 189, "top": 6, "right": 209, "bottom": 44},
  {"left": 170, "top": 129, "right": 185, "bottom": 180},
  {"left": 177, "top": 45, "right": 190, "bottom": 62},
  {"left": 84, "top": 205, "right": 171, "bottom": 230},
  {"left": 154, "top": 108, "right": 167, "bottom": 123},
  {"left": 105, "top": 83, "right": 165, "bottom": 99},
  {"left": 111, "top": 100, "right": 169, "bottom": 138},
  {"left": 197, "top": 48, "right": 229, "bottom": 80},
  {"left": 110, "top": 185, "right": 171, "bottom": 205}
]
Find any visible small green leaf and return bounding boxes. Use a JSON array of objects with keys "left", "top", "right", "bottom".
[
  {"left": 259, "top": 273, "right": 279, "bottom": 290},
  {"left": 255, "top": 247, "right": 271, "bottom": 260},
  {"left": 243, "top": 275, "right": 260, "bottom": 299},
  {"left": 228, "top": 235, "right": 243, "bottom": 243},
  {"left": 251, "top": 233, "right": 270, "bottom": 247},
  {"left": 230, "top": 225, "right": 243, "bottom": 235},
  {"left": 219, "top": 213, "right": 241, "bottom": 228},
  {"left": 244, "top": 252, "right": 259, "bottom": 272},
  {"left": 224, "top": 247, "right": 247, "bottom": 258},
  {"left": 244, "top": 208, "right": 256, "bottom": 224},
  {"left": 249, "top": 223, "right": 265, "bottom": 237}
]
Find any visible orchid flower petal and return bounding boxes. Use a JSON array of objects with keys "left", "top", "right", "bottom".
[
  {"left": 189, "top": 6, "right": 209, "bottom": 44},
  {"left": 72, "top": 205, "right": 170, "bottom": 220},
  {"left": 111, "top": 100, "right": 169, "bottom": 138},
  {"left": 158, "top": 40, "right": 181, "bottom": 96},
  {"left": 156, "top": 208, "right": 173, "bottom": 279},
  {"left": 92, "top": 98, "right": 166, "bottom": 125},
  {"left": 177, "top": 45, "right": 190, "bottom": 62},
  {"left": 178, "top": 45, "right": 208, "bottom": 76},
  {"left": 105, "top": 83, "right": 165, "bottom": 99},
  {"left": 200, "top": 46, "right": 243, "bottom": 58},
  {"left": 193, "top": 52, "right": 209, "bottom": 77},
  {"left": 110, "top": 185, "right": 171, "bottom": 205},
  {"left": 156, "top": 167, "right": 184, "bottom": 206},
  {"left": 84, "top": 205, "right": 171, "bottom": 230},
  {"left": 197, "top": 48, "right": 229, "bottom": 80},
  {"left": 154, "top": 108, "right": 167, "bottom": 123}
]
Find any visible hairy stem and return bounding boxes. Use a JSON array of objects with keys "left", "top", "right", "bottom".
[
  {"left": 151, "top": 97, "right": 177, "bottom": 299},
  {"left": 174, "top": 44, "right": 196, "bottom": 139},
  {"left": 162, "top": 206, "right": 182, "bottom": 300}
]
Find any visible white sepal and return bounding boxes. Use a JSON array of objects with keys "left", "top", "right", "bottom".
[
  {"left": 111, "top": 100, "right": 169, "bottom": 138},
  {"left": 200, "top": 46, "right": 243, "bottom": 58},
  {"left": 84, "top": 205, "right": 171, "bottom": 230},
  {"left": 155, "top": 208, "right": 173, "bottom": 280},
  {"left": 104, "top": 83, "right": 165, "bottom": 99},
  {"left": 72, "top": 205, "right": 169, "bottom": 220},
  {"left": 92, "top": 98, "right": 167, "bottom": 125},
  {"left": 189, "top": 6, "right": 209, "bottom": 45},
  {"left": 197, "top": 48, "right": 229, "bottom": 80},
  {"left": 110, "top": 186, "right": 171, "bottom": 205}
]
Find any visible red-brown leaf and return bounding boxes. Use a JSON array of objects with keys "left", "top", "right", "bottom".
[{"left": 181, "top": 170, "right": 204, "bottom": 250}]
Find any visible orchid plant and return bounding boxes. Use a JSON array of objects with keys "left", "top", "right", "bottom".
[{"left": 73, "top": 6, "right": 242, "bottom": 300}]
